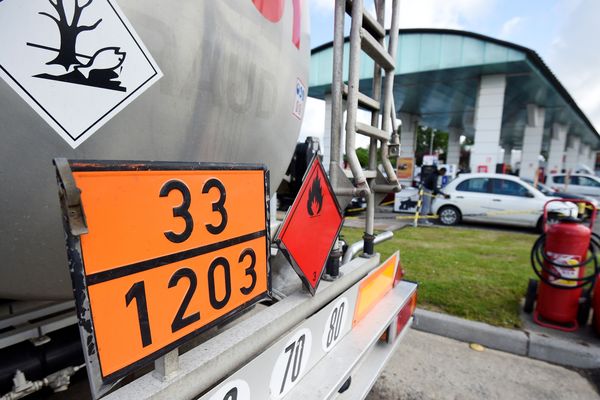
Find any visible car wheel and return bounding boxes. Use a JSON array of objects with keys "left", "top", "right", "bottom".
[
  {"left": 438, "top": 205, "right": 461, "bottom": 226},
  {"left": 535, "top": 216, "right": 544, "bottom": 233},
  {"left": 578, "top": 292, "right": 592, "bottom": 326},
  {"left": 524, "top": 278, "right": 538, "bottom": 314}
]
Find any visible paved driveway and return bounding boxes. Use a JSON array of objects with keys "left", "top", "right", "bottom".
[{"left": 367, "top": 329, "right": 599, "bottom": 400}]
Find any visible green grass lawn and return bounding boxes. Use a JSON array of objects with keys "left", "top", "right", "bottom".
[{"left": 341, "top": 226, "right": 538, "bottom": 328}]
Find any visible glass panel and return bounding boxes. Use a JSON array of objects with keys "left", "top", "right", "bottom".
[
  {"left": 579, "top": 177, "right": 600, "bottom": 187},
  {"left": 492, "top": 179, "right": 530, "bottom": 197},
  {"left": 419, "top": 34, "right": 441, "bottom": 71},
  {"left": 456, "top": 178, "right": 489, "bottom": 193}
]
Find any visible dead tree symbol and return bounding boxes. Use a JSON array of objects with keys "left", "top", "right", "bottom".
[{"left": 39, "top": 0, "right": 102, "bottom": 70}]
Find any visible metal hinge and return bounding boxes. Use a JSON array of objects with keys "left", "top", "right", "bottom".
[{"left": 54, "top": 158, "right": 88, "bottom": 236}]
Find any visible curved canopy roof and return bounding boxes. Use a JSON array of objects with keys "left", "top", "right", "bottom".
[{"left": 309, "top": 29, "right": 599, "bottom": 150}]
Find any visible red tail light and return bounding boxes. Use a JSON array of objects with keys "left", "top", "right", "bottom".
[
  {"left": 397, "top": 291, "right": 417, "bottom": 334},
  {"left": 379, "top": 289, "right": 417, "bottom": 343}
]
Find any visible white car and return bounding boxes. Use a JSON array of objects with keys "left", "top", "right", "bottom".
[
  {"left": 546, "top": 173, "right": 600, "bottom": 200},
  {"left": 432, "top": 173, "right": 578, "bottom": 229}
]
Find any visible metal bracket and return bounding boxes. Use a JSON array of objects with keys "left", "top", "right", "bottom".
[
  {"left": 153, "top": 349, "right": 180, "bottom": 382},
  {"left": 372, "top": 168, "right": 400, "bottom": 207},
  {"left": 389, "top": 132, "right": 400, "bottom": 157},
  {"left": 331, "top": 164, "right": 357, "bottom": 211},
  {"left": 54, "top": 158, "right": 88, "bottom": 236}
]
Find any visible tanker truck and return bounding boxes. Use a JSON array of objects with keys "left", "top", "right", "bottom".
[{"left": 0, "top": 0, "right": 417, "bottom": 399}]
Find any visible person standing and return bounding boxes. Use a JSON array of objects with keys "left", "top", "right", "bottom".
[{"left": 420, "top": 167, "right": 447, "bottom": 225}]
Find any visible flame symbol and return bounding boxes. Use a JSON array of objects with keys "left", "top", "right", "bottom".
[{"left": 307, "top": 175, "right": 324, "bottom": 216}]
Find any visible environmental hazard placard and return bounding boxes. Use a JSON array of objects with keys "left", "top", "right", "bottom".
[{"left": 0, "top": 0, "right": 162, "bottom": 148}]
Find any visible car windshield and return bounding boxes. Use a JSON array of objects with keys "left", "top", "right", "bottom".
[
  {"left": 578, "top": 176, "right": 600, "bottom": 187},
  {"left": 521, "top": 179, "right": 552, "bottom": 196},
  {"left": 535, "top": 182, "right": 553, "bottom": 195},
  {"left": 492, "top": 179, "right": 531, "bottom": 197}
]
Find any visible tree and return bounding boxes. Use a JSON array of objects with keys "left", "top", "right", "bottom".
[
  {"left": 415, "top": 126, "right": 448, "bottom": 164},
  {"left": 355, "top": 147, "right": 369, "bottom": 167},
  {"left": 345, "top": 147, "right": 383, "bottom": 168},
  {"left": 40, "top": 0, "right": 102, "bottom": 70}
]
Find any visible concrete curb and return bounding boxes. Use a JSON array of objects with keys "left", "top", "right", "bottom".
[{"left": 413, "top": 308, "right": 600, "bottom": 369}]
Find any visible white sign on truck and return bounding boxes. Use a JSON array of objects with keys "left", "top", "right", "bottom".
[{"left": 0, "top": 0, "right": 162, "bottom": 148}]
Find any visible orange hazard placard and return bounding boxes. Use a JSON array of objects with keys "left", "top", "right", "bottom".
[{"left": 54, "top": 160, "right": 270, "bottom": 387}]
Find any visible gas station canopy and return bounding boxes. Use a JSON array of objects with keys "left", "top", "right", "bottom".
[{"left": 309, "top": 29, "right": 599, "bottom": 151}]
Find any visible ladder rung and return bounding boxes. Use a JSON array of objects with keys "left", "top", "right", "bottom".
[
  {"left": 372, "top": 184, "right": 401, "bottom": 193},
  {"left": 360, "top": 28, "right": 395, "bottom": 71},
  {"left": 342, "top": 84, "right": 380, "bottom": 111},
  {"left": 345, "top": 0, "right": 385, "bottom": 38},
  {"left": 343, "top": 169, "right": 377, "bottom": 179},
  {"left": 356, "top": 122, "right": 389, "bottom": 142}
]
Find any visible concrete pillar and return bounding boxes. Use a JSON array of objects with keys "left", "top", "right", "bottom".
[
  {"left": 503, "top": 145, "right": 512, "bottom": 167},
  {"left": 546, "top": 124, "right": 567, "bottom": 174},
  {"left": 446, "top": 127, "right": 461, "bottom": 166},
  {"left": 584, "top": 147, "right": 592, "bottom": 169},
  {"left": 469, "top": 75, "right": 507, "bottom": 173},
  {"left": 512, "top": 150, "right": 522, "bottom": 170},
  {"left": 565, "top": 136, "right": 581, "bottom": 173},
  {"left": 587, "top": 146, "right": 594, "bottom": 170},
  {"left": 589, "top": 149, "right": 597, "bottom": 170},
  {"left": 519, "top": 104, "right": 546, "bottom": 180},
  {"left": 399, "top": 113, "right": 418, "bottom": 158},
  {"left": 579, "top": 144, "right": 589, "bottom": 169},
  {"left": 497, "top": 146, "right": 505, "bottom": 168},
  {"left": 398, "top": 113, "right": 419, "bottom": 183}
]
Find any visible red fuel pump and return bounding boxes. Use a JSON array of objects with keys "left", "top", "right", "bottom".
[{"left": 525, "top": 199, "right": 598, "bottom": 331}]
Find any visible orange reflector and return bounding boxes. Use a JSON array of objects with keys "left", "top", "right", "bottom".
[
  {"left": 353, "top": 252, "right": 398, "bottom": 326},
  {"left": 393, "top": 258, "right": 405, "bottom": 287},
  {"left": 396, "top": 291, "right": 417, "bottom": 335}
]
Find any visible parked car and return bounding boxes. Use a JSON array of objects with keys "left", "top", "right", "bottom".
[
  {"left": 432, "top": 173, "right": 578, "bottom": 229},
  {"left": 344, "top": 196, "right": 367, "bottom": 216},
  {"left": 546, "top": 173, "right": 600, "bottom": 200},
  {"left": 522, "top": 178, "right": 599, "bottom": 216}
]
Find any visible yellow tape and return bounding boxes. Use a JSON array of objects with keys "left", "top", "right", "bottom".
[
  {"left": 346, "top": 207, "right": 366, "bottom": 213},
  {"left": 395, "top": 208, "right": 550, "bottom": 221},
  {"left": 412, "top": 190, "right": 446, "bottom": 198},
  {"left": 396, "top": 215, "right": 439, "bottom": 220},
  {"left": 462, "top": 209, "right": 541, "bottom": 217},
  {"left": 412, "top": 187, "right": 424, "bottom": 227}
]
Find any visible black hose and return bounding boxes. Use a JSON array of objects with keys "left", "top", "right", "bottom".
[
  {"left": 0, "top": 325, "right": 83, "bottom": 393},
  {"left": 530, "top": 231, "right": 600, "bottom": 290}
]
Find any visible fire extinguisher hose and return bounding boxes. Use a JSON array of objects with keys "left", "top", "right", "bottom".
[{"left": 530, "top": 232, "right": 600, "bottom": 290}]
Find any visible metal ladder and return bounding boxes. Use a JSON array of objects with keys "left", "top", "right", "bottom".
[{"left": 329, "top": 0, "right": 402, "bottom": 255}]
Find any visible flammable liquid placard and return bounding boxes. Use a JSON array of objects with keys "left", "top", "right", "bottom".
[{"left": 275, "top": 156, "right": 343, "bottom": 295}]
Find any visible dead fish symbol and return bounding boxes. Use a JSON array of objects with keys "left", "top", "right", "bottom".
[{"left": 76, "top": 47, "right": 126, "bottom": 79}]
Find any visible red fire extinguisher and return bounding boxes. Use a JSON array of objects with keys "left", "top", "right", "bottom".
[{"left": 525, "top": 199, "right": 598, "bottom": 331}]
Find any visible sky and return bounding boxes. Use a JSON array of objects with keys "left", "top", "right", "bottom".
[{"left": 300, "top": 0, "right": 600, "bottom": 147}]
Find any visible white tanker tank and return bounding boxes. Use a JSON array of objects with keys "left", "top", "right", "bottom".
[{"left": 0, "top": 0, "right": 310, "bottom": 300}]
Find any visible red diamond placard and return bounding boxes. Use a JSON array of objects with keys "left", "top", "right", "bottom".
[{"left": 275, "top": 156, "right": 344, "bottom": 295}]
